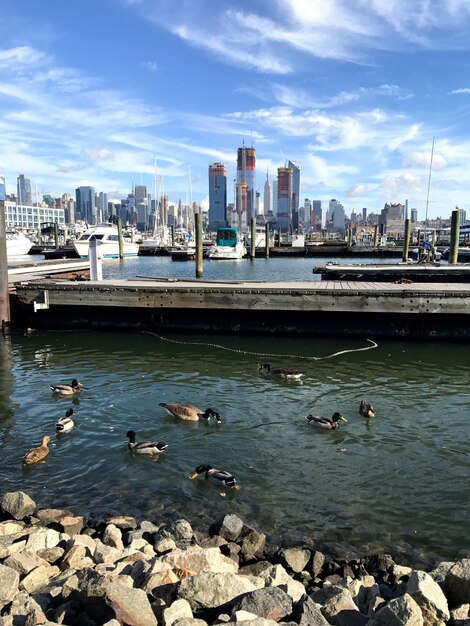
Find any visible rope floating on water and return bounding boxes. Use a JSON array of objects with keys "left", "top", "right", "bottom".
[{"left": 145, "top": 333, "right": 378, "bottom": 362}]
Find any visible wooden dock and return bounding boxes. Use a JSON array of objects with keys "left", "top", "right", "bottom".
[
  {"left": 313, "top": 262, "right": 470, "bottom": 282},
  {"left": 11, "top": 276, "right": 470, "bottom": 340}
]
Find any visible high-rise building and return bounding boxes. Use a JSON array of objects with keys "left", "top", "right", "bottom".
[
  {"left": 457, "top": 207, "right": 467, "bottom": 225},
  {"left": 134, "top": 186, "right": 148, "bottom": 231},
  {"left": 362, "top": 207, "right": 367, "bottom": 223},
  {"left": 380, "top": 202, "right": 404, "bottom": 233},
  {"left": 410, "top": 208, "right": 418, "bottom": 224},
  {"left": 208, "top": 163, "right": 228, "bottom": 230},
  {"left": 311, "top": 200, "right": 322, "bottom": 231},
  {"left": 17, "top": 174, "right": 32, "bottom": 206},
  {"left": 288, "top": 160, "right": 300, "bottom": 214},
  {"left": 303, "top": 199, "right": 312, "bottom": 230},
  {"left": 272, "top": 179, "right": 278, "bottom": 214},
  {"left": 98, "top": 192, "right": 108, "bottom": 223},
  {"left": 277, "top": 167, "right": 293, "bottom": 230},
  {"left": 75, "top": 186, "right": 96, "bottom": 223},
  {"left": 329, "top": 199, "right": 345, "bottom": 232},
  {"left": 263, "top": 170, "right": 271, "bottom": 217},
  {"left": 236, "top": 143, "right": 256, "bottom": 229}
]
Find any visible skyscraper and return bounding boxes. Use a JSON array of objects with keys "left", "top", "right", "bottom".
[
  {"left": 272, "top": 179, "right": 278, "bottom": 214},
  {"left": 277, "top": 167, "right": 293, "bottom": 230},
  {"left": 236, "top": 143, "right": 256, "bottom": 229},
  {"left": 208, "top": 163, "right": 228, "bottom": 230},
  {"left": 288, "top": 160, "right": 300, "bottom": 213},
  {"left": 17, "top": 174, "right": 32, "bottom": 205},
  {"left": 311, "top": 200, "right": 322, "bottom": 231},
  {"left": 75, "top": 186, "right": 96, "bottom": 223},
  {"left": 263, "top": 170, "right": 271, "bottom": 216},
  {"left": 98, "top": 191, "right": 108, "bottom": 223},
  {"left": 134, "top": 185, "right": 148, "bottom": 231}
]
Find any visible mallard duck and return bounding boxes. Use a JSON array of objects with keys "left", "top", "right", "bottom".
[
  {"left": 126, "top": 430, "right": 168, "bottom": 455},
  {"left": 159, "top": 402, "right": 222, "bottom": 423},
  {"left": 306, "top": 412, "right": 347, "bottom": 430},
  {"left": 189, "top": 464, "right": 241, "bottom": 490},
  {"left": 359, "top": 400, "right": 375, "bottom": 418},
  {"left": 258, "top": 363, "right": 304, "bottom": 380},
  {"left": 50, "top": 379, "right": 83, "bottom": 396},
  {"left": 23, "top": 435, "right": 51, "bottom": 465},
  {"left": 55, "top": 408, "right": 75, "bottom": 433}
]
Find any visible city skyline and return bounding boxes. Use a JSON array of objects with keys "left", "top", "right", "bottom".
[{"left": 2, "top": 0, "right": 470, "bottom": 219}]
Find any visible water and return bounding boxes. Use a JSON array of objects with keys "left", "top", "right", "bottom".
[{"left": 1, "top": 254, "right": 469, "bottom": 567}]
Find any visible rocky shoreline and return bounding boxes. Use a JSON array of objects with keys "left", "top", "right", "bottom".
[{"left": 0, "top": 491, "right": 468, "bottom": 626}]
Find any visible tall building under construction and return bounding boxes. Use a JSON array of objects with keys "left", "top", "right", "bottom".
[
  {"left": 208, "top": 162, "right": 228, "bottom": 230},
  {"left": 236, "top": 143, "right": 256, "bottom": 230}
]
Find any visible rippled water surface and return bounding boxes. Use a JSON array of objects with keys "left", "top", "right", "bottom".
[{"left": 1, "top": 255, "right": 469, "bottom": 567}]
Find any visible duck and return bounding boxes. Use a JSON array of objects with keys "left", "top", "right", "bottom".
[
  {"left": 159, "top": 402, "right": 222, "bottom": 423},
  {"left": 50, "top": 379, "right": 83, "bottom": 396},
  {"left": 258, "top": 363, "right": 304, "bottom": 380},
  {"left": 126, "top": 430, "right": 168, "bottom": 455},
  {"left": 23, "top": 435, "right": 51, "bottom": 465},
  {"left": 189, "top": 464, "right": 241, "bottom": 490},
  {"left": 306, "top": 412, "right": 347, "bottom": 430},
  {"left": 359, "top": 400, "right": 375, "bottom": 418},
  {"left": 55, "top": 408, "right": 75, "bottom": 433}
]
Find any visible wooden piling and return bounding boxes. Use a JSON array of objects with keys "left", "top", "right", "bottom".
[
  {"left": 373, "top": 225, "right": 378, "bottom": 247},
  {"left": 117, "top": 218, "right": 124, "bottom": 259},
  {"left": 449, "top": 208, "right": 461, "bottom": 265},
  {"left": 171, "top": 225, "right": 175, "bottom": 247},
  {"left": 265, "top": 223, "right": 270, "bottom": 259},
  {"left": 195, "top": 212, "right": 203, "bottom": 278},
  {"left": 347, "top": 228, "right": 353, "bottom": 247},
  {"left": 53, "top": 222, "right": 59, "bottom": 249},
  {"left": 402, "top": 219, "right": 411, "bottom": 262},
  {"left": 0, "top": 197, "right": 10, "bottom": 331},
  {"left": 250, "top": 218, "right": 256, "bottom": 260}
]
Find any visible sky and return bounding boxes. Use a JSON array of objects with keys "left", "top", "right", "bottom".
[{"left": 2, "top": 0, "right": 470, "bottom": 219}]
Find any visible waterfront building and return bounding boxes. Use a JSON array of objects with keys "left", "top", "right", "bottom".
[
  {"left": 311, "top": 200, "right": 322, "bottom": 232},
  {"left": 380, "top": 202, "right": 404, "bottom": 234},
  {"left": 17, "top": 174, "right": 32, "bottom": 206},
  {"left": 75, "top": 186, "right": 96, "bottom": 224},
  {"left": 410, "top": 208, "right": 418, "bottom": 224},
  {"left": 4, "top": 201, "right": 65, "bottom": 230},
  {"left": 236, "top": 143, "right": 256, "bottom": 229},
  {"left": 263, "top": 170, "right": 271, "bottom": 217},
  {"left": 277, "top": 167, "right": 293, "bottom": 231},
  {"left": 208, "top": 162, "right": 228, "bottom": 230},
  {"left": 457, "top": 207, "right": 467, "bottom": 225}
]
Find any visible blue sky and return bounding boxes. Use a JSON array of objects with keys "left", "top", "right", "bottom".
[{"left": 2, "top": 0, "right": 470, "bottom": 219}]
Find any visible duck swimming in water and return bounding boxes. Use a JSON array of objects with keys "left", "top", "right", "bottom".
[
  {"left": 159, "top": 402, "right": 222, "bottom": 423},
  {"left": 50, "top": 379, "right": 83, "bottom": 396},
  {"left": 189, "top": 464, "right": 241, "bottom": 490},
  {"left": 359, "top": 400, "right": 375, "bottom": 418},
  {"left": 258, "top": 363, "right": 304, "bottom": 380},
  {"left": 23, "top": 436, "right": 51, "bottom": 465},
  {"left": 126, "top": 430, "right": 168, "bottom": 455},
  {"left": 306, "top": 412, "right": 347, "bottom": 430},
  {"left": 55, "top": 408, "right": 75, "bottom": 433}
]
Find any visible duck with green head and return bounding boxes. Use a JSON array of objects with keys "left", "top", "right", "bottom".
[
  {"left": 306, "top": 412, "right": 347, "bottom": 430},
  {"left": 189, "top": 464, "right": 241, "bottom": 490}
]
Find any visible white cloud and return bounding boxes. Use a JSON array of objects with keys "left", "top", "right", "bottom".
[
  {"left": 450, "top": 87, "right": 470, "bottom": 94},
  {"left": 347, "top": 184, "right": 368, "bottom": 198},
  {"left": 404, "top": 150, "right": 447, "bottom": 169},
  {"left": 83, "top": 148, "right": 115, "bottom": 161},
  {"left": 141, "top": 61, "right": 158, "bottom": 71}
]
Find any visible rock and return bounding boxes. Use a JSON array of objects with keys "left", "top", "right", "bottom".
[
  {"left": 240, "top": 528, "right": 266, "bottom": 562},
  {"left": 429, "top": 562, "right": 455, "bottom": 588},
  {"left": 239, "top": 562, "right": 273, "bottom": 579},
  {"left": 0, "top": 563, "right": 20, "bottom": 608},
  {"left": 103, "top": 621, "right": 122, "bottom": 626},
  {"left": 68, "top": 533, "right": 96, "bottom": 553},
  {"left": 169, "top": 519, "right": 194, "bottom": 544},
  {"left": 1, "top": 492, "right": 36, "bottom": 521},
  {"left": 450, "top": 603, "right": 470, "bottom": 626},
  {"left": 5, "top": 590, "right": 47, "bottom": 625},
  {"left": 277, "top": 548, "right": 311, "bottom": 574},
  {"left": 0, "top": 521, "right": 25, "bottom": 536},
  {"left": 26, "top": 528, "right": 61, "bottom": 552},
  {"left": 93, "top": 541, "right": 122, "bottom": 565},
  {"left": 407, "top": 570, "right": 450, "bottom": 623},
  {"left": 60, "top": 515, "right": 84, "bottom": 536},
  {"left": 173, "top": 620, "right": 208, "bottom": 626},
  {"left": 105, "top": 581, "right": 158, "bottom": 626},
  {"left": 216, "top": 515, "right": 245, "bottom": 542},
  {"left": 156, "top": 537, "right": 177, "bottom": 554},
  {"left": 313, "top": 585, "right": 366, "bottom": 626},
  {"left": 20, "top": 565, "right": 60, "bottom": 594},
  {"left": 291, "top": 595, "right": 330, "bottom": 626},
  {"left": 35, "top": 508, "right": 72, "bottom": 526},
  {"left": 177, "top": 572, "right": 258, "bottom": 612},
  {"left": 37, "top": 547, "right": 65, "bottom": 564},
  {"left": 106, "top": 515, "right": 138, "bottom": 530},
  {"left": 4, "top": 549, "right": 49, "bottom": 576},
  {"left": 311, "top": 551, "right": 325, "bottom": 577},
  {"left": 61, "top": 544, "right": 94, "bottom": 570},
  {"left": 367, "top": 593, "right": 424, "bottom": 626},
  {"left": 163, "top": 598, "right": 193, "bottom": 626},
  {"left": 445, "top": 559, "right": 470, "bottom": 609},
  {"left": 230, "top": 587, "right": 293, "bottom": 622},
  {"left": 262, "top": 564, "right": 305, "bottom": 602},
  {"left": 161, "top": 546, "right": 239, "bottom": 576},
  {"left": 103, "top": 523, "right": 124, "bottom": 551}
]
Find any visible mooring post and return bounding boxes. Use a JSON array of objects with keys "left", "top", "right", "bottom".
[
  {"left": 171, "top": 225, "right": 175, "bottom": 247},
  {"left": 117, "top": 218, "right": 124, "bottom": 259},
  {"left": 449, "top": 207, "right": 461, "bottom": 265},
  {"left": 0, "top": 188, "right": 10, "bottom": 332},
  {"left": 402, "top": 219, "right": 411, "bottom": 262},
  {"left": 265, "top": 223, "right": 270, "bottom": 259},
  {"left": 195, "top": 211, "right": 203, "bottom": 278},
  {"left": 250, "top": 218, "right": 256, "bottom": 260},
  {"left": 54, "top": 222, "right": 59, "bottom": 249},
  {"left": 89, "top": 238, "right": 103, "bottom": 280},
  {"left": 373, "top": 225, "right": 378, "bottom": 247},
  {"left": 347, "top": 228, "right": 353, "bottom": 247}
]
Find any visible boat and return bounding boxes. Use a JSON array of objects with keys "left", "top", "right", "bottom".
[
  {"left": 170, "top": 237, "right": 196, "bottom": 261},
  {"left": 245, "top": 226, "right": 274, "bottom": 249},
  {"left": 6, "top": 231, "right": 33, "bottom": 256},
  {"left": 72, "top": 224, "right": 139, "bottom": 259},
  {"left": 206, "top": 228, "right": 246, "bottom": 260}
]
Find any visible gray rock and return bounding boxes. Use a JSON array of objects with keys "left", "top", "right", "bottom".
[
  {"left": 241, "top": 528, "right": 266, "bottom": 562},
  {"left": 20, "top": 564, "right": 60, "bottom": 594},
  {"left": 313, "top": 585, "right": 366, "bottom": 626},
  {"left": 173, "top": 620, "right": 208, "bottom": 626},
  {"left": 278, "top": 548, "right": 311, "bottom": 574},
  {"left": 429, "top": 562, "right": 455, "bottom": 588},
  {"left": 161, "top": 546, "right": 238, "bottom": 575},
  {"left": 5, "top": 590, "right": 47, "bottom": 626},
  {"left": 217, "top": 515, "right": 245, "bottom": 542},
  {"left": 103, "top": 523, "right": 124, "bottom": 551},
  {"left": 1, "top": 492, "right": 36, "bottom": 520},
  {"left": 407, "top": 570, "right": 450, "bottom": 623},
  {"left": 445, "top": 559, "right": 470, "bottom": 609},
  {"left": 106, "top": 515, "right": 138, "bottom": 530},
  {"left": 25, "top": 528, "right": 61, "bottom": 552},
  {"left": 177, "top": 572, "right": 257, "bottom": 611},
  {"left": 59, "top": 515, "right": 84, "bottom": 537},
  {"left": 35, "top": 508, "right": 72, "bottom": 526},
  {"left": 156, "top": 537, "right": 177, "bottom": 554},
  {"left": 230, "top": 587, "right": 293, "bottom": 622},
  {"left": 0, "top": 521, "right": 25, "bottom": 536},
  {"left": 169, "top": 519, "right": 194, "bottom": 543},
  {"left": 36, "top": 547, "right": 65, "bottom": 564},
  {"left": 450, "top": 603, "right": 470, "bottom": 626},
  {"left": 102, "top": 621, "right": 122, "bottom": 626},
  {"left": 163, "top": 598, "right": 193, "bottom": 626},
  {"left": 291, "top": 595, "right": 330, "bottom": 626},
  {"left": 0, "top": 563, "right": 20, "bottom": 609},
  {"left": 105, "top": 581, "right": 158, "bottom": 626},
  {"left": 60, "top": 544, "right": 94, "bottom": 570},
  {"left": 367, "top": 593, "right": 424, "bottom": 626},
  {"left": 311, "top": 551, "right": 326, "bottom": 577},
  {"left": 93, "top": 541, "right": 122, "bottom": 565}
]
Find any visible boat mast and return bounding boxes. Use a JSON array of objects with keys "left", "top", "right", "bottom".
[
  {"left": 153, "top": 157, "right": 159, "bottom": 237},
  {"left": 188, "top": 165, "right": 193, "bottom": 233},
  {"left": 424, "top": 137, "right": 435, "bottom": 244}
]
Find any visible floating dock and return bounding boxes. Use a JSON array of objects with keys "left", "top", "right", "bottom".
[
  {"left": 313, "top": 263, "right": 470, "bottom": 282},
  {"left": 11, "top": 276, "right": 470, "bottom": 340}
]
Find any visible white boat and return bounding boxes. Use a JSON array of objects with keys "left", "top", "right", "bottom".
[
  {"left": 6, "top": 232, "right": 33, "bottom": 256},
  {"left": 170, "top": 238, "right": 196, "bottom": 261},
  {"left": 72, "top": 224, "right": 139, "bottom": 259},
  {"left": 206, "top": 228, "right": 246, "bottom": 260},
  {"left": 245, "top": 226, "right": 274, "bottom": 249}
]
